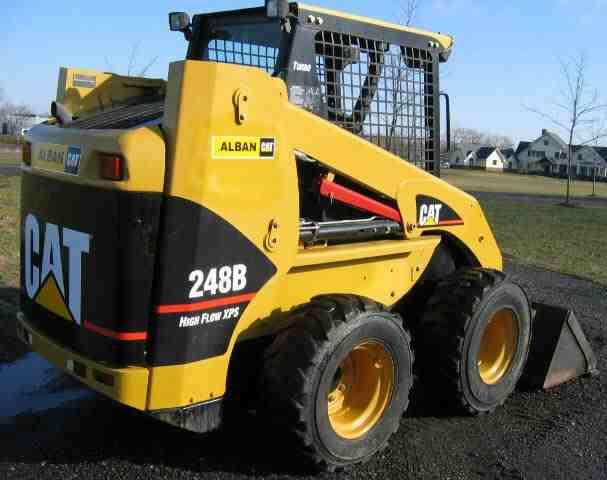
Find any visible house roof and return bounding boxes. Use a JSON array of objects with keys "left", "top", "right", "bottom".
[
  {"left": 565, "top": 145, "right": 607, "bottom": 166},
  {"left": 515, "top": 141, "right": 530, "bottom": 155},
  {"left": 475, "top": 146, "right": 497, "bottom": 160},
  {"left": 501, "top": 148, "right": 514, "bottom": 157},
  {"left": 543, "top": 130, "right": 567, "bottom": 148},
  {"left": 516, "top": 130, "right": 566, "bottom": 155},
  {"left": 453, "top": 142, "right": 481, "bottom": 154},
  {"left": 594, "top": 146, "right": 607, "bottom": 163}
]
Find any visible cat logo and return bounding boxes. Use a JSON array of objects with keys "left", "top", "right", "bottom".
[
  {"left": 419, "top": 203, "right": 443, "bottom": 227},
  {"left": 259, "top": 138, "right": 275, "bottom": 157},
  {"left": 35, "top": 144, "right": 81, "bottom": 175},
  {"left": 23, "top": 213, "right": 91, "bottom": 324}
]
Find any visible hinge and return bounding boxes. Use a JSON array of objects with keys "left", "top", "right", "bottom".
[
  {"left": 233, "top": 88, "right": 249, "bottom": 125},
  {"left": 264, "top": 219, "right": 280, "bottom": 252}
]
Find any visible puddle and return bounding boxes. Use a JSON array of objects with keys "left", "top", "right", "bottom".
[{"left": 0, "top": 353, "right": 90, "bottom": 420}]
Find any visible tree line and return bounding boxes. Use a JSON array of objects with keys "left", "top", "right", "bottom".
[
  {"left": 0, "top": 88, "right": 36, "bottom": 136},
  {"left": 450, "top": 128, "right": 514, "bottom": 149}
]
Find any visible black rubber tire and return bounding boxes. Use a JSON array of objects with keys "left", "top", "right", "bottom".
[
  {"left": 259, "top": 295, "right": 414, "bottom": 471},
  {"left": 418, "top": 268, "right": 532, "bottom": 415}
]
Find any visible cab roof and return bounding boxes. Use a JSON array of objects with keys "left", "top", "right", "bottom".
[
  {"left": 297, "top": 3, "right": 454, "bottom": 56},
  {"left": 194, "top": 2, "right": 454, "bottom": 62}
]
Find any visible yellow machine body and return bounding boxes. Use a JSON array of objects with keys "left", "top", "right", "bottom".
[
  {"left": 19, "top": 4, "right": 501, "bottom": 427},
  {"left": 56, "top": 67, "right": 166, "bottom": 117}
]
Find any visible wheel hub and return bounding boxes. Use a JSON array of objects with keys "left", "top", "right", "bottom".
[
  {"left": 477, "top": 308, "right": 518, "bottom": 384},
  {"left": 327, "top": 341, "right": 394, "bottom": 439}
]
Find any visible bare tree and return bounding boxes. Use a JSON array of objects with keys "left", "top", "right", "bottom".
[
  {"left": 387, "top": 0, "right": 423, "bottom": 150},
  {"left": 527, "top": 52, "right": 607, "bottom": 205},
  {"left": 452, "top": 127, "right": 483, "bottom": 146},
  {"left": 107, "top": 42, "right": 159, "bottom": 78},
  {"left": 485, "top": 134, "right": 514, "bottom": 149},
  {"left": 138, "top": 56, "right": 159, "bottom": 77},
  {"left": 0, "top": 100, "right": 35, "bottom": 136},
  {"left": 451, "top": 127, "right": 512, "bottom": 149},
  {"left": 395, "top": 0, "right": 422, "bottom": 25},
  {"left": 126, "top": 42, "right": 140, "bottom": 76}
]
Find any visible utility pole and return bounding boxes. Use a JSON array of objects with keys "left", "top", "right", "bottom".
[
  {"left": 592, "top": 165, "right": 597, "bottom": 197},
  {"left": 440, "top": 92, "right": 451, "bottom": 154}
]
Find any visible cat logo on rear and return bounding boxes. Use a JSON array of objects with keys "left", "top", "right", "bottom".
[{"left": 23, "top": 213, "right": 91, "bottom": 324}]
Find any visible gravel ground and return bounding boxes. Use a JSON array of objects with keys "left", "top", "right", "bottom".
[
  {"left": 0, "top": 260, "right": 605, "bottom": 479},
  {"left": 0, "top": 287, "right": 27, "bottom": 364}
]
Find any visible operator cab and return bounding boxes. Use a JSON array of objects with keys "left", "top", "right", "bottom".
[{"left": 169, "top": 1, "right": 453, "bottom": 175}]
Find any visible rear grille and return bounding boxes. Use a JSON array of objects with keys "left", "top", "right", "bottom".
[{"left": 68, "top": 99, "right": 164, "bottom": 130}]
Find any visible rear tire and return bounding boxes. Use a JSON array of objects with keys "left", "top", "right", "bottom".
[
  {"left": 259, "top": 295, "right": 413, "bottom": 471},
  {"left": 418, "top": 269, "right": 531, "bottom": 414},
  {"left": 395, "top": 244, "right": 456, "bottom": 326}
]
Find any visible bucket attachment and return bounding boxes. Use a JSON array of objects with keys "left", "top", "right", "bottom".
[{"left": 520, "top": 303, "right": 599, "bottom": 390}]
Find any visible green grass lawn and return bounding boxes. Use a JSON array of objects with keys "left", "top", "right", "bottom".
[
  {"left": 481, "top": 198, "right": 607, "bottom": 285},
  {"left": 0, "top": 176, "right": 20, "bottom": 288},
  {"left": 0, "top": 176, "right": 23, "bottom": 362},
  {"left": 443, "top": 168, "right": 607, "bottom": 198},
  {"left": 0, "top": 150, "right": 20, "bottom": 166},
  {"left": 0, "top": 173, "right": 604, "bottom": 293}
]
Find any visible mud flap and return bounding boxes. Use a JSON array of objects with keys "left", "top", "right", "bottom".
[
  {"left": 520, "top": 303, "right": 599, "bottom": 390},
  {"left": 148, "top": 398, "right": 223, "bottom": 434}
]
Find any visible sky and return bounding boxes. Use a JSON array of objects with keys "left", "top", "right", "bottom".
[{"left": 1, "top": 0, "right": 606, "bottom": 144}]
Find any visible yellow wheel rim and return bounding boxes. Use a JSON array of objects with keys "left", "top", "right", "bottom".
[
  {"left": 327, "top": 341, "right": 395, "bottom": 440},
  {"left": 477, "top": 308, "right": 518, "bottom": 385}
]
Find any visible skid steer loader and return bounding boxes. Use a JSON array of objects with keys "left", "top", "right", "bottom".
[{"left": 16, "top": 0, "right": 597, "bottom": 471}]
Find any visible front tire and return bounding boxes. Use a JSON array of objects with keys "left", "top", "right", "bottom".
[
  {"left": 418, "top": 269, "right": 531, "bottom": 414},
  {"left": 259, "top": 295, "right": 413, "bottom": 471}
]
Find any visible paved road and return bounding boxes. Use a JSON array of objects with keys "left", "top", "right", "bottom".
[
  {"left": 0, "top": 165, "right": 20, "bottom": 177},
  {"left": 470, "top": 190, "right": 607, "bottom": 207},
  {"left": 3, "top": 165, "right": 604, "bottom": 207},
  {"left": 0, "top": 260, "right": 605, "bottom": 479}
]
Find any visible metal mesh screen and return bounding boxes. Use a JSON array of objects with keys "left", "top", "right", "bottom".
[
  {"left": 315, "top": 31, "right": 437, "bottom": 172},
  {"left": 208, "top": 39, "right": 279, "bottom": 74}
]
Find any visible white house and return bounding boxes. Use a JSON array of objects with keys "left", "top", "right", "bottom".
[
  {"left": 573, "top": 145, "right": 607, "bottom": 178},
  {"left": 500, "top": 148, "right": 516, "bottom": 170},
  {"left": 594, "top": 147, "right": 607, "bottom": 178},
  {"left": 449, "top": 143, "right": 479, "bottom": 168},
  {"left": 515, "top": 129, "right": 607, "bottom": 178},
  {"left": 468, "top": 146, "right": 506, "bottom": 171},
  {"left": 516, "top": 129, "right": 568, "bottom": 174},
  {"left": 476, "top": 147, "right": 506, "bottom": 171}
]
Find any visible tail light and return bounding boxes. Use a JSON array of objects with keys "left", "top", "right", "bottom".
[
  {"left": 22, "top": 142, "right": 32, "bottom": 166},
  {"left": 98, "top": 153, "right": 125, "bottom": 181}
]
